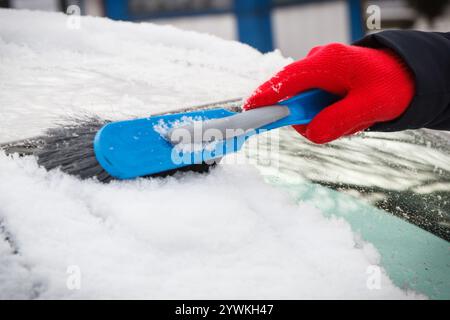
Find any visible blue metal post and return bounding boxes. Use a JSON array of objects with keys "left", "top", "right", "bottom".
[
  {"left": 347, "top": 0, "right": 365, "bottom": 42},
  {"left": 234, "top": 0, "right": 274, "bottom": 53},
  {"left": 104, "top": 0, "right": 129, "bottom": 21}
]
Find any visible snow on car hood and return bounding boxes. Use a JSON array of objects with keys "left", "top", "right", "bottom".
[{"left": 0, "top": 9, "right": 422, "bottom": 299}]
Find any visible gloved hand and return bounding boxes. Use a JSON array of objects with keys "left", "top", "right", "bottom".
[{"left": 243, "top": 43, "right": 415, "bottom": 144}]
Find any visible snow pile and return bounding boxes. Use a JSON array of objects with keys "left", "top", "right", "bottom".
[
  {"left": 0, "top": 9, "right": 422, "bottom": 299},
  {"left": 0, "top": 153, "right": 421, "bottom": 299},
  {"left": 0, "top": 8, "right": 285, "bottom": 143}
]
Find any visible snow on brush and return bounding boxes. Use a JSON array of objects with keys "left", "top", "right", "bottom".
[{"left": 0, "top": 9, "right": 421, "bottom": 299}]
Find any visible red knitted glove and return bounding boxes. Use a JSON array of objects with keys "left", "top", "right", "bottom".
[{"left": 243, "top": 43, "right": 415, "bottom": 144}]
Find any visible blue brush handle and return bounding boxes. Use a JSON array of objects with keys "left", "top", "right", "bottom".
[
  {"left": 260, "top": 89, "right": 340, "bottom": 129},
  {"left": 168, "top": 89, "right": 340, "bottom": 144},
  {"left": 94, "top": 89, "right": 340, "bottom": 179},
  {"left": 192, "top": 89, "right": 341, "bottom": 164}
]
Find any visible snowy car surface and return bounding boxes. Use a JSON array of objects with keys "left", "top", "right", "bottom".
[{"left": 0, "top": 9, "right": 448, "bottom": 299}]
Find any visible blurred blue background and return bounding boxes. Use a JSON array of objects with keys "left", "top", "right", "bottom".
[{"left": 2, "top": 0, "right": 449, "bottom": 58}]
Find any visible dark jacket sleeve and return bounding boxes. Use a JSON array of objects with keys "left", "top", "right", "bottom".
[{"left": 355, "top": 30, "right": 450, "bottom": 132}]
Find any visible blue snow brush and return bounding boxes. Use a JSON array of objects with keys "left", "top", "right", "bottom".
[
  {"left": 93, "top": 89, "right": 339, "bottom": 180},
  {"left": 2, "top": 89, "right": 339, "bottom": 182}
]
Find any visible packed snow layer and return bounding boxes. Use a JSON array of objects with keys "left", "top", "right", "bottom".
[
  {"left": 0, "top": 8, "right": 285, "bottom": 143},
  {"left": 0, "top": 153, "right": 421, "bottom": 299},
  {"left": 0, "top": 9, "right": 421, "bottom": 299}
]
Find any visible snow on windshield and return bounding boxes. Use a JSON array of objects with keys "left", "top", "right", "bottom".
[{"left": 0, "top": 9, "right": 422, "bottom": 299}]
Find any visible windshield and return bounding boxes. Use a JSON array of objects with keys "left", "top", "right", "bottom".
[{"left": 247, "top": 128, "right": 450, "bottom": 241}]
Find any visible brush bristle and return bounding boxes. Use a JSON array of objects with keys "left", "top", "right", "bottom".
[
  {"left": 35, "top": 117, "right": 114, "bottom": 182},
  {"left": 2, "top": 117, "right": 214, "bottom": 183},
  {"left": 1, "top": 98, "right": 244, "bottom": 182}
]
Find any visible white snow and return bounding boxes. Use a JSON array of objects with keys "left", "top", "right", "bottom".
[
  {"left": 0, "top": 8, "right": 285, "bottom": 143},
  {"left": 0, "top": 9, "right": 422, "bottom": 299}
]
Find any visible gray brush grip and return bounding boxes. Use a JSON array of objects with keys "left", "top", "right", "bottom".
[{"left": 167, "top": 106, "right": 289, "bottom": 144}]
